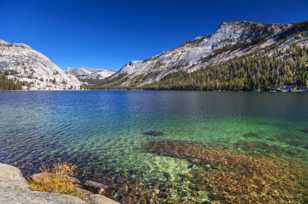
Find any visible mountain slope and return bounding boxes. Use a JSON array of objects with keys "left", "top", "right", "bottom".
[
  {"left": 65, "top": 67, "right": 115, "bottom": 81},
  {"left": 0, "top": 40, "right": 81, "bottom": 90},
  {"left": 98, "top": 21, "right": 308, "bottom": 90},
  {"left": 145, "top": 45, "right": 308, "bottom": 90}
]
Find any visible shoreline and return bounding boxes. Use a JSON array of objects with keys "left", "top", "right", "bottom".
[
  {"left": 1, "top": 88, "right": 308, "bottom": 93},
  {"left": 0, "top": 163, "right": 119, "bottom": 204}
]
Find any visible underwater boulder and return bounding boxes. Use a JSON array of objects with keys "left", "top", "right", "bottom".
[
  {"left": 84, "top": 180, "right": 109, "bottom": 195},
  {"left": 143, "top": 130, "right": 164, "bottom": 137},
  {"left": 301, "top": 129, "right": 308, "bottom": 134}
]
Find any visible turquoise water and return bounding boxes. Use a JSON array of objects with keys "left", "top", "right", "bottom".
[{"left": 0, "top": 91, "right": 308, "bottom": 202}]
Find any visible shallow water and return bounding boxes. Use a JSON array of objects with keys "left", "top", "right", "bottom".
[{"left": 1, "top": 91, "right": 308, "bottom": 202}]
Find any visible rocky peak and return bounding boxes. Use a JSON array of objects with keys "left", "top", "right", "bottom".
[
  {"left": 65, "top": 67, "right": 115, "bottom": 80},
  {"left": 0, "top": 39, "right": 81, "bottom": 90},
  {"left": 0, "top": 40, "right": 9, "bottom": 46},
  {"left": 203, "top": 21, "right": 286, "bottom": 50},
  {"left": 0, "top": 40, "right": 32, "bottom": 49}
]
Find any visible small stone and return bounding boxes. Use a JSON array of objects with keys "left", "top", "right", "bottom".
[
  {"left": 204, "top": 164, "right": 211, "bottom": 169},
  {"left": 302, "top": 144, "right": 308, "bottom": 150},
  {"left": 187, "top": 163, "right": 194, "bottom": 168},
  {"left": 71, "top": 177, "right": 81, "bottom": 185}
]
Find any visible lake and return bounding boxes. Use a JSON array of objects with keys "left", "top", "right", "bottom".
[{"left": 0, "top": 91, "right": 308, "bottom": 203}]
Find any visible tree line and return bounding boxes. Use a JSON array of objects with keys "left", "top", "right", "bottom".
[
  {"left": 144, "top": 45, "right": 308, "bottom": 91},
  {"left": 0, "top": 75, "right": 23, "bottom": 90}
]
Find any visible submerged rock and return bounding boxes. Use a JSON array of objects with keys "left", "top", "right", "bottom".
[
  {"left": 143, "top": 130, "right": 164, "bottom": 137},
  {"left": 143, "top": 140, "right": 308, "bottom": 204},
  {"left": 187, "top": 163, "right": 194, "bottom": 169},
  {"left": 84, "top": 180, "right": 108, "bottom": 195},
  {"left": 301, "top": 129, "right": 308, "bottom": 134},
  {"left": 204, "top": 164, "right": 211, "bottom": 170},
  {"left": 242, "top": 131, "right": 262, "bottom": 138}
]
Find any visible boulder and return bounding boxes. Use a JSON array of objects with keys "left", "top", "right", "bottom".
[
  {"left": 0, "top": 187, "right": 85, "bottom": 204},
  {"left": 0, "top": 163, "right": 28, "bottom": 190}
]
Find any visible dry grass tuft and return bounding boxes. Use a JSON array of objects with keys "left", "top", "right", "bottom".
[{"left": 29, "top": 162, "right": 84, "bottom": 199}]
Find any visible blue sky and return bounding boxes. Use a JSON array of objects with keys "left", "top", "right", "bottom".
[{"left": 0, "top": 0, "right": 308, "bottom": 71}]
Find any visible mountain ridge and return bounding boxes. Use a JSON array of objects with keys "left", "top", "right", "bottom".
[
  {"left": 97, "top": 20, "right": 308, "bottom": 90},
  {"left": 65, "top": 67, "right": 115, "bottom": 81}
]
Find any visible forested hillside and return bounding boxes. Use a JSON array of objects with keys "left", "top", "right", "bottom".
[{"left": 144, "top": 45, "right": 308, "bottom": 91}]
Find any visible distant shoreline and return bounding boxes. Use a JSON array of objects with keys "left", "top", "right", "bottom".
[{"left": 1, "top": 88, "right": 308, "bottom": 93}]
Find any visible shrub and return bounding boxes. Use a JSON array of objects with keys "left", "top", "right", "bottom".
[{"left": 29, "top": 162, "right": 84, "bottom": 199}]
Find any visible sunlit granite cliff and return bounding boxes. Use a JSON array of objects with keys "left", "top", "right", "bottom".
[{"left": 0, "top": 40, "right": 81, "bottom": 90}]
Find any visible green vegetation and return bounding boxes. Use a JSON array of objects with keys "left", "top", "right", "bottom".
[
  {"left": 0, "top": 74, "right": 23, "bottom": 90},
  {"left": 144, "top": 45, "right": 308, "bottom": 91}
]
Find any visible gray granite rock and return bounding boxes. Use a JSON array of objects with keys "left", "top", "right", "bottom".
[
  {"left": 0, "top": 163, "right": 29, "bottom": 190},
  {"left": 0, "top": 41, "right": 81, "bottom": 90},
  {"left": 89, "top": 194, "right": 120, "bottom": 204},
  {"left": 0, "top": 163, "right": 85, "bottom": 204},
  {"left": 0, "top": 163, "right": 120, "bottom": 204},
  {"left": 0, "top": 187, "right": 85, "bottom": 204}
]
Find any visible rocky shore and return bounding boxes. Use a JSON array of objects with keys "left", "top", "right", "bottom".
[{"left": 0, "top": 163, "right": 119, "bottom": 204}]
